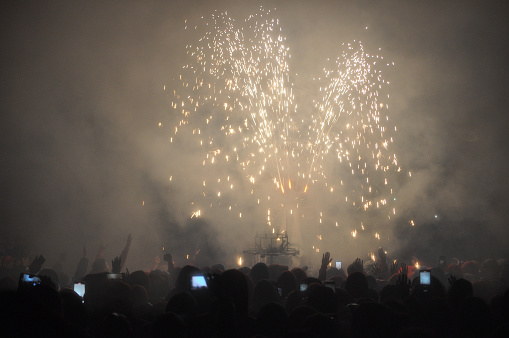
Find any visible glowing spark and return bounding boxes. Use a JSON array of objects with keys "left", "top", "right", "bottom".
[{"left": 169, "top": 9, "right": 404, "bottom": 248}]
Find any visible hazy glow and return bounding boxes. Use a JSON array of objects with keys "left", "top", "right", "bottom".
[{"left": 168, "top": 8, "right": 406, "bottom": 252}]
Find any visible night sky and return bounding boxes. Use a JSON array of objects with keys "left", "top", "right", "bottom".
[{"left": 1, "top": 0, "right": 508, "bottom": 271}]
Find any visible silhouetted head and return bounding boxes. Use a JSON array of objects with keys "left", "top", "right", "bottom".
[
  {"left": 252, "top": 279, "right": 279, "bottom": 316},
  {"left": 124, "top": 270, "right": 150, "bottom": 294},
  {"left": 290, "top": 267, "right": 307, "bottom": 283},
  {"left": 287, "top": 305, "right": 317, "bottom": 333},
  {"left": 222, "top": 268, "right": 249, "bottom": 317},
  {"left": 345, "top": 271, "right": 369, "bottom": 299},
  {"left": 268, "top": 264, "right": 287, "bottom": 282},
  {"left": 256, "top": 302, "right": 288, "bottom": 337},
  {"left": 250, "top": 262, "right": 269, "bottom": 285},
  {"left": 174, "top": 265, "right": 201, "bottom": 292},
  {"left": 148, "top": 269, "right": 170, "bottom": 303},
  {"left": 307, "top": 285, "right": 336, "bottom": 313},
  {"left": 351, "top": 302, "right": 400, "bottom": 338},
  {"left": 448, "top": 278, "right": 473, "bottom": 310},
  {"left": 166, "top": 291, "right": 198, "bottom": 324},
  {"left": 277, "top": 270, "right": 297, "bottom": 298},
  {"left": 238, "top": 266, "right": 250, "bottom": 275}
]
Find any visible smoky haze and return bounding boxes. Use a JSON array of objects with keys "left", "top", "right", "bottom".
[{"left": 1, "top": 1, "right": 508, "bottom": 274}]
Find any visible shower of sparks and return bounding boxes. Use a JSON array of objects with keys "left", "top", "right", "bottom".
[{"left": 167, "top": 8, "right": 406, "bottom": 251}]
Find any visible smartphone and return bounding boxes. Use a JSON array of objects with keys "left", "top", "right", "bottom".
[
  {"left": 107, "top": 273, "right": 124, "bottom": 280},
  {"left": 74, "top": 282, "right": 86, "bottom": 302},
  {"left": 19, "top": 273, "right": 41, "bottom": 286},
  {"left": 324, "top": 281, "right": 335, "bottom": 290},
  {"left": 299, "top": 283, "right": 308, "bottom": 292},
  {"left": 335, "top": 261, "right": 342, "bottom": 270},
  {"left": 191, "top": 275, "right": 207, "bottom": 290},
  {"left": 420, "top": 269, "right": 431, "bottom": 285}
]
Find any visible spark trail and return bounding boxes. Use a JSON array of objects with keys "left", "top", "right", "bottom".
[{"left": 166, "top": 8, "right": 407, "bottom": 254}]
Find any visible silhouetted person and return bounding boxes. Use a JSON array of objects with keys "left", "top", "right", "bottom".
[{"left": 250, "top": 262, "right": 269, "bottom": 286}]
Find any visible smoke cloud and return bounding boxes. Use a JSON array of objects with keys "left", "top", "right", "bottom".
[{"left": 1, "top": 1, "right": 508, "bottom": 274}]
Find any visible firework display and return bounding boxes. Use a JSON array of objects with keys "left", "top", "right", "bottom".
[{"left": 166, "top": 8, "right": 406, "bottom": 254}]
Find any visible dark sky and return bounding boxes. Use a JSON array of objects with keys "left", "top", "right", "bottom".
[{"left": 1, "top": 0, "right": 508, "bottom": 270}]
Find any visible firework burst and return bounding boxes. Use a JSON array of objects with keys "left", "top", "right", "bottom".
[{"left": 166, "top": 8, "right": 406, "bottom": 254}]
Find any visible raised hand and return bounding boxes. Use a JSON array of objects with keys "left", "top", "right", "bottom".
[
  {"left": 318, "top": 251, "right": 332, "bottom": 281},
  {"left": 353, "top": 258, "right": 364, "bottom": 272},
  {"left": 396, "top": 272, "right": 411, "bottom": 297},
  {"left": 373, "top": 262, "right": 381, "bottom": 277},
  {"left": 118, "top": 234, "right": 133, "bottom": 272},
  {"left": 400, "top": 263, "right": 408, "bottom": 276},
  {"left": 322, "top": 252, "right": 332, "bottom": 267},
  {"left": 390, "top": 261, "right": 399, "bottom": 275}
]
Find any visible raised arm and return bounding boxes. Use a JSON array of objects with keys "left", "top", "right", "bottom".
[
  {"left": 319, "top": 251, "right": 332, "bottom": 281},
  {"left": 163, "top": 252, "right": 175, "bottom": 275},
  {"left": 73, "top": 245, "right": 89, "bottom": 281},
  {"left": 118, "top": 234, "right": 132, "bottom": 272}
]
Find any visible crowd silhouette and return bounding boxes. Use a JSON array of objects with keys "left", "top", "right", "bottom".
[{"left": 1, "top": 235, "right": 508, "bottom": 337}]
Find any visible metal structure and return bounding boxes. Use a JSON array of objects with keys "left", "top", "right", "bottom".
[{"left": 243, "top": 231, "right": 299, "bottom": 261}]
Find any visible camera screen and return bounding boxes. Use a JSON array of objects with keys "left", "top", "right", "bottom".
[
  {"left": 191, "top": 275, "right": 207, "bottom": 290},
  {"left": 20, "top": 273, "right": 41, "bottom": 286},
  {"left": 335, "top": 261, "right": 342, "bottom": 269},
  {"left": 299, "top": 283, "right": 308, "bottom": 292},
  {"left": 420, "top": 270, "right": 431, "bottom": 285},
  {"left": 74, "top": 283, "right": 86, "bottom": 298}
]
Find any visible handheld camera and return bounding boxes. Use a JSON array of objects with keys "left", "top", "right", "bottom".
[
  {"left": 420, "top": 269, "right": 431, "bottom": 285},
  {"left": 74, "top": 282, "right": 86, "bottom": 302},
  {"left": 19, "top": 273, "right": 41, "bottom": 287},
  {"left": 107, "top": 273, "right": 124, "bottom": 280}
]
